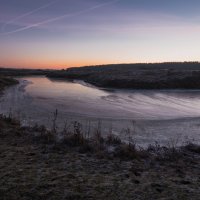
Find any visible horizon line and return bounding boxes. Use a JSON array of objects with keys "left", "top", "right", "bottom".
[{"left": 1, "top": 61, "right": 200, "bottom": 70}]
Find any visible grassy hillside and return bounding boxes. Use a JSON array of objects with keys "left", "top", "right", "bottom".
[{"left": 47, "top": 62, "right": 200, "bottom": 89}]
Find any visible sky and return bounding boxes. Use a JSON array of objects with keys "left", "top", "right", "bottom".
[{"left": 1, "top": 0, "right": 200, "bottom": 69}]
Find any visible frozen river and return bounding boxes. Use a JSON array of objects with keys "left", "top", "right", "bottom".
[{"left": 1, "top": 76, "right": 200, "bottom": 147}]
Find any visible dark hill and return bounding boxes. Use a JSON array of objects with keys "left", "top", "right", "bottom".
[{"left": 47, "top": 62, "right": 200, "bottom": 89}]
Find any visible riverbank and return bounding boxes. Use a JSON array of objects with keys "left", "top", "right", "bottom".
[
  {"left": 47, "top": 62, "right": 200, "bottom": 89},
  {"left": 0, "top": 76, "right": 18, "bottom": 92},
  {"left": 0, "top": 115, "right": 200, "bottom": 200}
]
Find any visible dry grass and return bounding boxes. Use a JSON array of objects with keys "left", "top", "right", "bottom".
[{"left": 0, "top": 115, "right": 200, "bottom": 200}]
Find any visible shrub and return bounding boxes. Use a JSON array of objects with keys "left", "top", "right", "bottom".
[
  {"left": 106, "top": 134, "right": 122, "bottom": 145},
  {"left": 184, "top": 143, "right": 200, "bottom": 154}
]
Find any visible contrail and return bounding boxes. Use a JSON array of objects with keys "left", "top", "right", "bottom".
[
  {"left": 1, "top": 0, "right": 61, "bottom": 32},
  {"left": 1, "top": 0, "right": 120, "bottom": 35}
]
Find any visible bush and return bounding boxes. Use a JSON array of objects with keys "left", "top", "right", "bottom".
[
  {"left": 106, "top": 134, "right": 122, "bottom": 145},
  {"left": 114, "top": 144, "right": 138, "bottom": 159},
  {"left": 184, "top": 143, "right": 200, "bottom": 154}
]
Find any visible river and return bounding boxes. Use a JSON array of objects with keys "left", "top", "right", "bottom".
[{"left": 0, "top": 76, "right": 200, "bottom": 147}]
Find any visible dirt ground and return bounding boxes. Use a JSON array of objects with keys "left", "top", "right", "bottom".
[{"left": 0, "top": 118, "right": 200, "bottom": 200}]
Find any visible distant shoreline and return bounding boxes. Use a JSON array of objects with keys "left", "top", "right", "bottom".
[
  {"left": 46, "top": 62, "right": 200, "bottom": 90},
  {"left": 2, "top": 62, "right": 200, "bottom": 89}
]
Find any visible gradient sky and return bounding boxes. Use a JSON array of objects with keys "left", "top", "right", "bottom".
[{"left": 1, "top": 0, "right": 200, "bottom": 69}]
